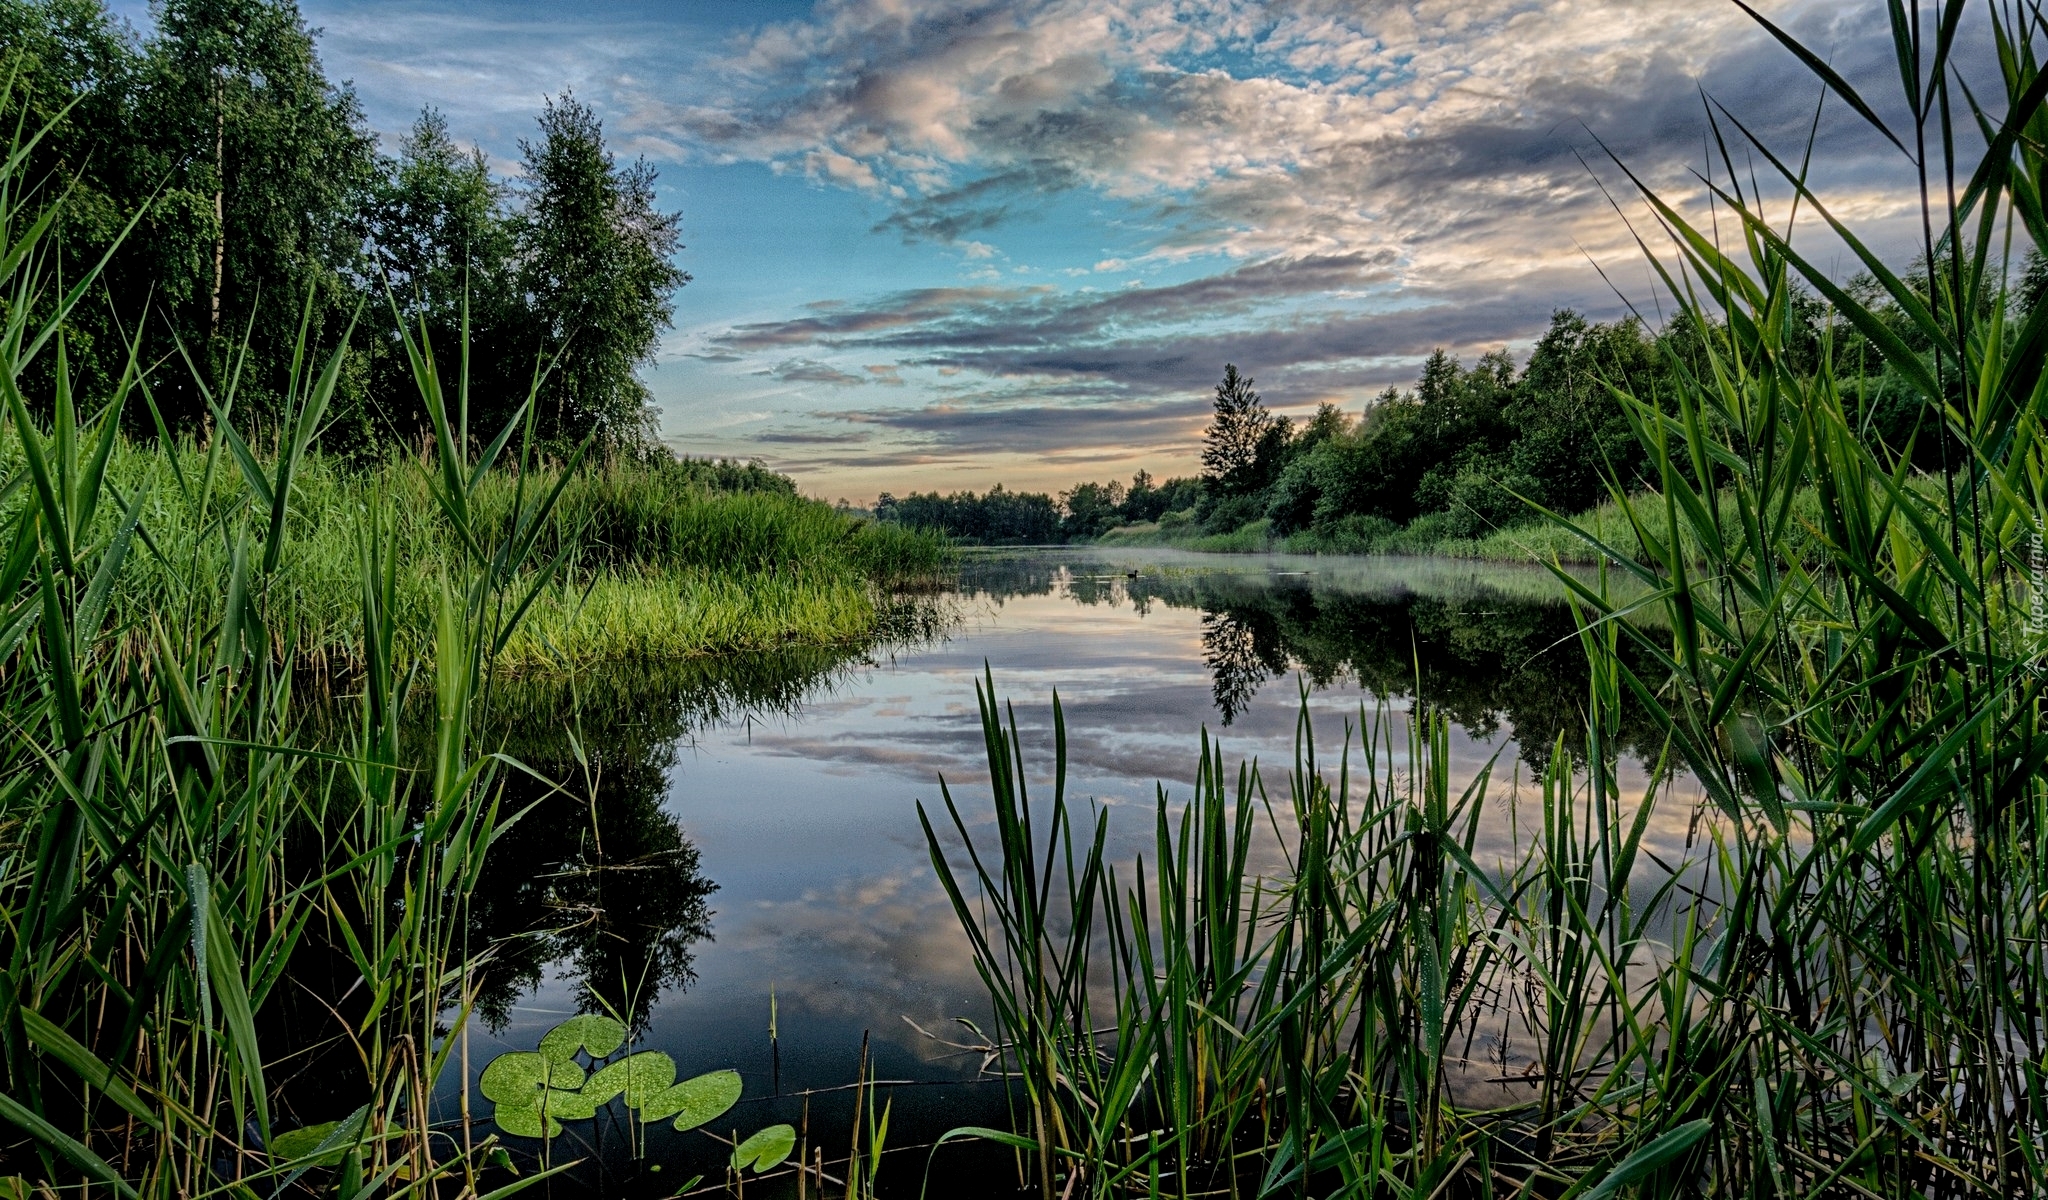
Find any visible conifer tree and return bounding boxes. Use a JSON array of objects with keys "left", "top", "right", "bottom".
[{"left": 1200, "top": 363, "right": 1271, "bottom": 494}]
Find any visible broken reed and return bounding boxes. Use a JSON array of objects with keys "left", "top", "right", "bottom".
[{"left": 923, "top": 5, "right": 2048, "bottom": 1197}]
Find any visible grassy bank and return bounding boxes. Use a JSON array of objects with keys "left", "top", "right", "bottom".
[
  {"left": 0, "top": 60, "right": 948, "bottom": 1189},
  {"left": 25, "top": 438, "right": 950, "bottom": 674},
  {"left": 1095, "top": 485, "right": 1866, "bottom": 564}
]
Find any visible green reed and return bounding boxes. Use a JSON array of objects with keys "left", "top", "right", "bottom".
[
  {"left": 0, "top": 76, "right": 597, "bottom": 1193},
  {"left": 925, "top": 5, "right": 2047, "bottom": 1196},
  {"left": 0, "top": 438, "right": 949, "bottom": 676}
]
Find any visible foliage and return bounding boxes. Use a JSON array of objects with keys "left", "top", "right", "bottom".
[
  {"left": 0, "top": 2, "right": 689, "bottom": 455},
  {"left": 878, "top": 473, "right": 1208, "bottom": 545},
  {"left": 926, "top": 4, "right": 2048, "bottom": 1197},
  {"left": 475, "top": 1015, "right": 763, "bottom": 1152},
  {"left": 1198, "top": 362, "right": 1277, "bottom": 494},
  {"left": 365, "top": 108, "right": 520, "bottom": 448},
  {"left": 876, "top": 483, "right": 1064, "bottom": 544},
  {"left": 0, "top": 71, "right": 950, "bottom": 1191},
  {"left": 0, "top": 80, "right": 591, "bottom": 1192},
  {"left": 515, "top": 92, "right": 688, "bottom": 453}
]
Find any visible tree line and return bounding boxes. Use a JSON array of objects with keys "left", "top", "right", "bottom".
[
  {"left": 880, "top": 276, "right": 1992, "bottom": 549},
  {"left": 873, "top": 471, "right": 1205, "bottom": 544},
  {"left": 3, "top": 0, "right": 687, "bottom": 455}
]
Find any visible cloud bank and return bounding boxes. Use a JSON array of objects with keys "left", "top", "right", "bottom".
[{"left": 292, "top": 0, "right": 1945, "bottom": 490}]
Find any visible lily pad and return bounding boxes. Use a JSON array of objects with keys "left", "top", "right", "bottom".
[
  {"left": 547, "top": 1059, "right": 586, "bottom": 1090},
  {"left": 269, "top": 1122, "right": 345, "bottom": 1166},
  {"left": 731, "top": 1124, "right": 797, "bottom": 1173},
  {"left": 537, "top": 1088, "right": 600, "bottom": 1121},
  {"left": 537, "top": 1014, "right": 626, "bottom": 1063},
  {"left": 478, "top": 1052, "right": 549, "bottom": 1108},
  {"left": 584, "top": 1050, "right": 676, "bottom": 1108},
  {"left": 643, "top": 1070, "right": 742, "bottom": 1130},
  {"left": 492, "top": 1105, "right": 562, "bottom": 1140}
]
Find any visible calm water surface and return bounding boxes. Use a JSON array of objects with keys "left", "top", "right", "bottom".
[{"left": 451, "top": 548, "right": 1687, "bottom": 1191}]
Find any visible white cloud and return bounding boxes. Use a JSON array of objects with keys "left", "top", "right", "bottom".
[
  {"left": 804, "top": 148, "right": 883, "bottom": 189},
  {"left": 635, "top": 0, "right": 1910, "bottom": 289}
]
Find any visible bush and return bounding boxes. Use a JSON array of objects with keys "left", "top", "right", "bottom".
[{"left": 1197, "top": 491, "right": 1265, "bottom": 535}]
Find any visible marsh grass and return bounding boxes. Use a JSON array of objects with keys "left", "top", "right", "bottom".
[
  {"left": 0, "top": 437, "right": 951, "bottom": 674},
  {"left": 924, "top": 5, "right": 2048, "bottom": 1197},
  {"left": 0, "top": 66, "right": 946, "bottom": 1195}
]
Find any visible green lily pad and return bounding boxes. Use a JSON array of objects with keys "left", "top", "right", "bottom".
[
  {"left": 547, "top": 1059, "right": 586, "bottom": 1090},
  {"left": 643, "top": 1070, "right": 742, "bottom": 1130},
  {"left": 731, "top": 1124, "right": 796, "bottom": 1173},
  {"left": 585, "top": 1050, "right": 676, "bottom": 1108},
  {"left": 537, "top": 1014, "right": 626, "bottom": 1063},
  {"left": 492, "top": 1105, "right": 562, "bottom": 1140},
  {"left": 537, "top": 1088, "right": 600, "bottom": 1121},
  {"left": 478, "top": 1052, "right": 549, "bottom": 1107},
  {"left": 269, "top": 1122, "right": 345, "bottom": 1165}
]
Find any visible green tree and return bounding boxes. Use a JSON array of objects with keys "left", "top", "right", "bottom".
[
  {"left": 1504, "top": 310, "right": 1656, "bottom": 513},
  {"left": 366, "top": 107, "right": 519, "bottom": 442},
  {"left": 1060, "top": 479, "right": 1126, "bottom": 540},
  {"left": 1199, "top": 363, "right": 1271, "bottom": 494},
  {"left": 517, "top": 92, "right": 688, "bottom": 453},
  {"left": 140, "top": 0, "right": 379, "bottom": 423},
  {"left": 0, "top": 0, "right": 149, "bottom": 400}
]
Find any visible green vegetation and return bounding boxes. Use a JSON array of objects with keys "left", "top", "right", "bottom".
[
  {"left": 14, "top": 437, "right": 948, "bottom": 674},
  {"left": 970, "top": 551, "right": 1662, "bottom": 737},
  {"left": 2, "top": 0, "right": 685, "bottom": 455},
  {"left": 0, "top": 57, "right": 945, "bottom": 1193},
  {"left": 876, "top": 472, "right": 1205, "bottom": 544},
  {"left": 924, "top": 6, "right": 2048, "bottom": 1198}
]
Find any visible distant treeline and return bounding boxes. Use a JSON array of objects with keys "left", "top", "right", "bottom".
[
  {"left": 878, "top": 284, "right": 1996, "bottom": 550},
  {"left": 874, "top": 473, "right": 1203, "bottom": 544}
]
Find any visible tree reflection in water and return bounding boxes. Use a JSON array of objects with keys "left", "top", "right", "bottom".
[
  {"left": 466, "top": 645, "right": 890, "bottom": 1029},
  {"left": 969, "top": 555, "right": 1665, "bottom": 759},
  {"left": 1200, "top": 609, "right": 1290, "bottom": 724}
]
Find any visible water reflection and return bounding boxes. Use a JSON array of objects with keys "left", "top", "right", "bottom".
[
  {"left": 964, "top": 552, "right": 1666, "bottom": 762},
  {"left": 467, "top": 647, "right": 892, "bottom": 1028},
  {"left": 466, "top": 554, "right": 1664, "bottom": 1035},
  {"left": 441, "top": 551, "right": 1684, "bottom": 1193}
]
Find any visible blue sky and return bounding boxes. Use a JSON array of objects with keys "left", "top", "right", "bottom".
[{"left": 117, "top": 0, "right": 1924, "bottom": 501}]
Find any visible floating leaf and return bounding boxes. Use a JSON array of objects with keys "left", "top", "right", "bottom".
[
  {"left": 643, "top": 1070, "right": 742, "bottom": 1130},
  {"left": 547, "top": 1059, "right": 586, "bottom": 1091},
  {"left": 269, "top": 1122, "right": 344, "bottom": 1166},
  {"left": 492, "top": 1105, "right": 562, "bottom": 1140},
  {"left": 731, "top": 1124, "right": 796, "bottom": 1173},
  {"left": 478, "top": 1052, "right": 549, "bottom": 1108},
  {"left": 537, "top": 1015, "right": 625, "bottom": 1063},
  {"left": 584, "top": 1050, "right": 676, "bottom": 1108},
  {"left": 538, "top": 1088, "right": 599, "bottom": 1121}
]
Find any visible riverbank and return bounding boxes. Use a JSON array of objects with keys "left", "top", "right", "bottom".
[
  {"left": 1091, "top": 485, "right": 1850, "bottom": 562},
  {"left": 60, "top": 440, "right": 953, "bottom": 674}
]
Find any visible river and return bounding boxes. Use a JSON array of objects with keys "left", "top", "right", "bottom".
[{"left": 444, "top": 547, "right": 1692, "bottom": 1194}]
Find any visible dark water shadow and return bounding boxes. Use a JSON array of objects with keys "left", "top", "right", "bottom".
[{"left": 467, "top": 642, "right": 930, "bottom": 1028}]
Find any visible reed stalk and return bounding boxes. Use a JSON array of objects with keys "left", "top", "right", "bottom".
[{"left": 924, "top": 6, "right": 2048, "bottom": 1195}]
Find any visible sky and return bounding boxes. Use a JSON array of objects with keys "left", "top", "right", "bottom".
[{"left": 116, "top": 0, "right": 1935, "bottom": 501}]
